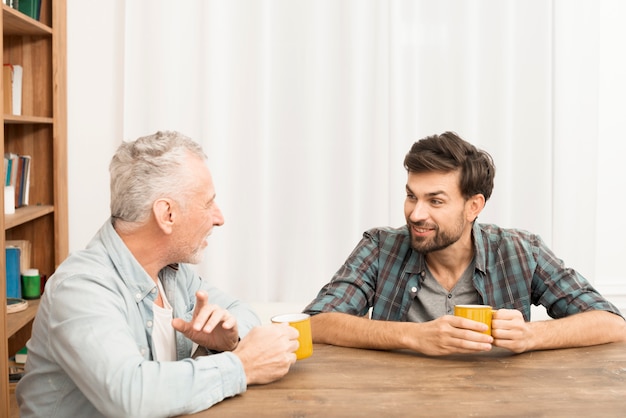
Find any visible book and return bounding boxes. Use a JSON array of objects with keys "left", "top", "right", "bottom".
[
  {"left": 3, "top": 64, "right": 12, "bottom": 114},
  {"left": 18, "top": 154, "right": 31, "bottom": 206},
  {"left": 3, "top": 152, "right": 31, "bottom": 208},
  {"left": 15, "top": 153, "right": 23, "bottom": 205},
  {"left": 11, "top": 64, "right": 23, "bottom": 116},
  {"left": 18, "top": 0, "right": 42, "bottom": 20},
  {"left": 5, "top": 246, "right": 22, "bottom": 298},
  {"left": 4, "top": 185, "right": 15, "bottom": 214},
  {"left": 2, "top": 64, "right": 23, "bottom": 115},
  {"left": 3, "top": 155, "right": 8, "bottom": 186},
  {"left": 4, "top": 152, "right": 19, "bottom": 189},
  {"left": 6, "top": 239, "right": 31, "bottom": 273}
]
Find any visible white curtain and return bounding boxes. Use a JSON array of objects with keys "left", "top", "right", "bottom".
[
  {"left": 121, "top": 0, "right": 626, "bottom": 306},
  {"left": 553, "top": 0, "right": 626, "bottom": 297}
]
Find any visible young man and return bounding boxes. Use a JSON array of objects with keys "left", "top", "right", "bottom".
[
  {"left": 304, "top": 131, "right": 626, "bottom": 356},
  {"left": 17, "top": 131, "right": 299, "bottom": 417}
]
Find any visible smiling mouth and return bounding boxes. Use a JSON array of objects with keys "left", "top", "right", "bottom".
[{"left": 410, "top": 223, "right": 436, "bottom": 236}]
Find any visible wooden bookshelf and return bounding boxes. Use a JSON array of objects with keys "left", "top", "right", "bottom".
[
  {"left": 0, "top": 1, "right": 67, "bottom": 416},
  {"left": 9, "top": 382, "right": 18, "bottom": 418},
  {"left": 6, "top": 299, "right": 38, "bottom": 338},
  {"left": 4, "top": 204, "right": 55, "bottom": 229}
]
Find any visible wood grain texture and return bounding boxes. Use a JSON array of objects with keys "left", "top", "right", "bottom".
[
  {"left": 182, "top": 342, "right": 626, "bottom": 417},
  {"left": 2, "top": 1, "right": 67, "bottom": 416}
]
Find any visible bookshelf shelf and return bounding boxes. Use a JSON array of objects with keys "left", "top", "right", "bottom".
[
  {"left": 2, "top": 6, "right": 52, "bottom": 35},
  {"left": 1, "top": 1, "right": 67, "bottom": 416},
  {"left": 6, "top": 298, "right": 39, "bottom": 338},
  {"left": 4, "top": 205, "right": 54, "bottom": 229},
  {"left": 3, "top": 115, "right": 54, "bottom": 124}
]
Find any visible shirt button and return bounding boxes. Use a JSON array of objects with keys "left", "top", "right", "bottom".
[
  {"left": 448, "top": 294, "right": 452, "bottom": 299},
  {"left": 411, "top": 287, "right": 418, "bottom": 293},
  {"left": 135, "top": 293, "right": 141, "bottom": 300},
  {"left": 151, "top": 288, "right": 157, "bottom": 294},
  {"left": 147, "top": 320, "right": 153, "bottom": 328}
]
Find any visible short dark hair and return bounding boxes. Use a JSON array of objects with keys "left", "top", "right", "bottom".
[{"left": 403, "top": 131, "right": 496, "bottom": 201}]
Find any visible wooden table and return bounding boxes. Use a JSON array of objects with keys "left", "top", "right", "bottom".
[{"left": 182, "top": 342, "right": 626, "bottom": 417}]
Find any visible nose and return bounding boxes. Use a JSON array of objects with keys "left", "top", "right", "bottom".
[
  {"left": 407, "top": 201, "right": 428, "bottom": 223},
  {"left": 212, "top": 203, "right": 225, "bottom": 226}
]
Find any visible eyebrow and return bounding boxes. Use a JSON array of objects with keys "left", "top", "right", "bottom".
[
  {"left": 405, "top": 185, "right": 449, "bottom": 198},
  {"left": 205, "top": 193, "right": 217, "bottom": 206}
]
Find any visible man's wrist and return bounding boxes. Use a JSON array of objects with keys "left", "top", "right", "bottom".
[{"left": 230, "top": 337, "right": 241, "bottom": 351}]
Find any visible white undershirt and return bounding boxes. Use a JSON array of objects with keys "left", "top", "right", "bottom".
[{"left": 152, "top": 280, "right": 177, "bottom": 361}]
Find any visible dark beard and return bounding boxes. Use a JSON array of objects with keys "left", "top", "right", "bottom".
[{"left": 406, "top": 219, "right": 464, "bottom": 254}]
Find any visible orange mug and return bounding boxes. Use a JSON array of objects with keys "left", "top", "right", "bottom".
[
  {"left": 271, "top": 313, "right": 313, "bottom": 360},
  {"left": 454, "top": 305, "right": 494, "bottom": 336}
]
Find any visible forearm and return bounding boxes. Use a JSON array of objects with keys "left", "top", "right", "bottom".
[
  {"left": 527, "top": 310, "right": 626, "bottom": 351},
  {"left": 310, "top": 312, "right": 411, "bottom": 351}
]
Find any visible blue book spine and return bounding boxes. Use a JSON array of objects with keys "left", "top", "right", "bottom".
[{"left": 5, "top": 247, "right": 22, "bottom": 298}]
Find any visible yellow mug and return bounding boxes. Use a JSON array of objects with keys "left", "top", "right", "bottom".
[
  {"left": 271, "top": 313, "right": 313, "bottom": 360},
  {"left": 454, "top": 305, "right": 494, "bottom": 336}
]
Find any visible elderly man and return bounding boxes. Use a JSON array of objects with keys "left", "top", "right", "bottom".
[{"left": 17, "top": 131, "right": 298, "bottom": 417}]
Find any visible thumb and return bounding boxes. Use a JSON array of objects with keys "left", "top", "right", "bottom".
[{"left": 171, "top": 317, "right": 188, "bottom": 333}]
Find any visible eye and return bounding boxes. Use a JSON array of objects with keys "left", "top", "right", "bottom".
[
  {"left": 201, "top": 199, "right": 214, "bottom": 210},
  {"left": 406, "top": 193, "right": 417, "bottom": 201},
  {"left": 431, "top": 199, "right": 443, "bottom": 205}
]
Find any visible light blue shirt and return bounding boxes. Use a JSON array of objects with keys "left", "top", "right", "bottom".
[{"left": 16, "top": 219, "right": 260, "bottom": 417}]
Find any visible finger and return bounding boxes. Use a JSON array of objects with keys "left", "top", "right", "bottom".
[
  {"left": 171, "top": 317, "right": 189, "bottom": 333},
  {"left": 276, "top": 322, "right": 299, "bottom": 339},
  {"left": 220, "top": 314, "right": 238, "bottom": 330},
  {"left": 191, "top": 291, "right": 214, "bottom": 332},
  {"left": 194, "top": 290, "right": 209, "bottom": 311},
  {"left": 288, "top": 352, "right": 297, "bottom": 365},
  {"left": 457, "top": 328, "right": 493, "bottom": 344},
  {"left": 491, "top": 318, "right": 513, "bottom": 332},
  {"left": 204, "top": 305, "right": 240, "bottom": 335},
  {"left": 193, "top": 306, "right": 224, "bottom": 333},
  {"left": 452, "top": 336, "right": 493, "bottom": 352},
  {"left": 452, "top": 317, "right": 489, "bottom": 333},
  {"left": 491, "top": 329, "right": 519, "bottom": 342},
  {"left": 493, "top": 308, "right": 523, "bottom": 320}
]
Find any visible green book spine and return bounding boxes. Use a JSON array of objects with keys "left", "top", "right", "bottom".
[{"left": 18, "top": 0, "right": 40, "bottom": 20}]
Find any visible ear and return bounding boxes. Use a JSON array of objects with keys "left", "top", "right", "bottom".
[
  {"left": 466, "top": 194, "right": 485, "bottom": 222},
  {"left": 153, "top": 198, "right": 175, "bottom": 234}
]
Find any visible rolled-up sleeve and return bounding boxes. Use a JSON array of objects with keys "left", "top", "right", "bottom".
[{"left": 304, "top": 230, "right": 381, "bottom": 317}]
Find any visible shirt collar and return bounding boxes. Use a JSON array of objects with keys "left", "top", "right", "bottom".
[
  {"left": 404, "top": 222, "right": 486, "bottom": 276},
  {"left": 471, "top": 222, "right": 487, "bottom": 274},
  {"left": 99, "top": 218, "right": 166, "bottom": 301}
]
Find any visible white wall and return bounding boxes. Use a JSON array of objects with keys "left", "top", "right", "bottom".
[
  {"left": 67, "top": 0, "right": 124, "bottom": 249},
  {"left": 66, "top": 1, "right": 626, "bottom": 312},
  {"left": 552, "top": 0, "right": 626, "bottom": 310}
]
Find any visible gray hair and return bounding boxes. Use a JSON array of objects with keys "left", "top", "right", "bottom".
[{"left": 109, "top": 131, "right": 207, "bottom": 226}]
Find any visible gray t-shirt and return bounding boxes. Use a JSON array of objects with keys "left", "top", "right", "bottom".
[{"left": 407, "top": 260, "right": 480, "bottom": 322}]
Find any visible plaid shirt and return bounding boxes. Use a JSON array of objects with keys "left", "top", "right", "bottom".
[{"left": 304, "top": 223, "right": 622, "bottom": 322}]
